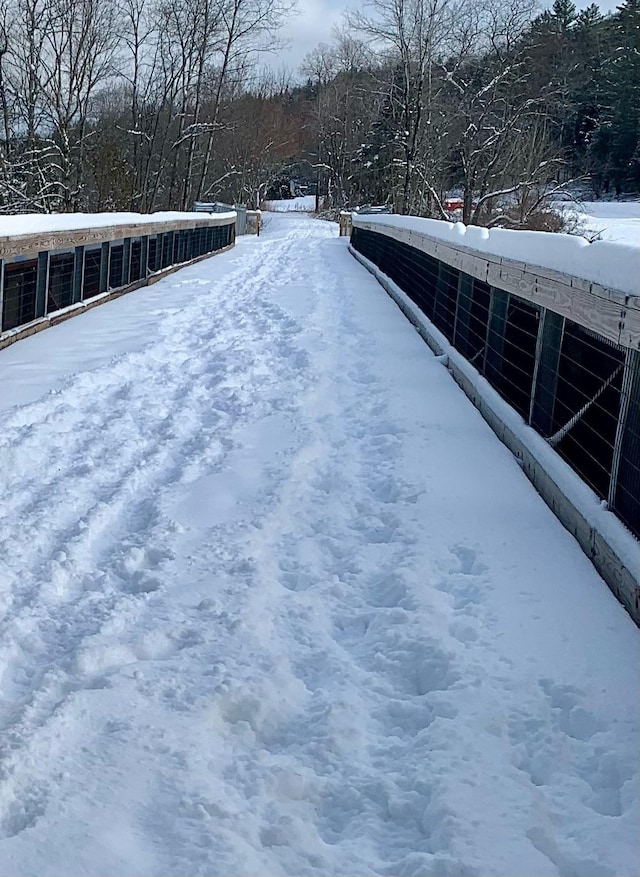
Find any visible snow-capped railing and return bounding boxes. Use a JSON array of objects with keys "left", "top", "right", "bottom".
[
  {"left": 352, "top": 214, "right": 640, "bottom": 346},
  {"left": 350, "top": 214, "right": 640, "bottom": 622},
  {"left": 0, "top": 211, "right": 236, "bottom": 348}
]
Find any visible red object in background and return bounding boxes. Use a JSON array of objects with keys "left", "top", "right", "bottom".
[{"left": 444, "top": 198, "right": 464, "bottom": 212}]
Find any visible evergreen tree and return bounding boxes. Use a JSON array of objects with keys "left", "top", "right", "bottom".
[{"left": 589, "top": 0, "right": 640, "bottom": 194}]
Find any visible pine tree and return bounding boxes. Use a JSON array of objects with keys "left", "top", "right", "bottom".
[{"left": 589, "top": 0, "right": 640, "bottom": 194}]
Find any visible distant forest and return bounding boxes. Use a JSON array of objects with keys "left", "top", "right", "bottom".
[{"left": 0, "top": 0, "right": 638, "bottom": 225}]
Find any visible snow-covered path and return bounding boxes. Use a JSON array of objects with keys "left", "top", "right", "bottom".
[{"left": 0, "top": 214, "right": 637, "bottom": 877}]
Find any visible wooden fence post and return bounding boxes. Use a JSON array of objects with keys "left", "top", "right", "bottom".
[
  {"left": 529, "top": 309, "right": 565, "bottom": 436},
  {"left": 100, "top": 242, "right": 109, "bottom": 293},
  {"left": 141, "top": 236, "right": 148, "bottom": 277},
  {"left": 36, "top": 251, "right": 49, "bottom": 318},
  {"left": 122, "top": 238, "right": 131, "bottom": 287},
  {"left": 484, "top": 287, "right": 509, "bottom": 386},
  {"left": 608, "top": 350, "right": 640, "bottom": 521},
  {"left": 0, "top": 259, "right": 4, "bottom": 333},
  {"left": 454, "top": 272, "right": 473, "bottom": 355},
  {"left": 73, "top": 246, "right": 84, "bottom": 304}
]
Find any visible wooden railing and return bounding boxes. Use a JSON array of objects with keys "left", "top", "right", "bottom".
[
  {"left": 353, "top": 217, "right": 640, "bottom": 349},
  {"left": 0, "top": 213, "right": 236, "bottom": 349}
]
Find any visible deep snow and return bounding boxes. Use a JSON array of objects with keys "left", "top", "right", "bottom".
[{"left": 0, "top": 214, "right": 637, "bottom": 877}]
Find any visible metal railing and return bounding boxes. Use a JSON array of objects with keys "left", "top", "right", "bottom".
[
  {"left": 193, "top": 202, "right": 261, "bottom": 235},
  {"left": 350, "top": 219, "right": 640, "bottom": 621},
  {"left": 0, "top": 213, "right": 236, "bottom": 347}
]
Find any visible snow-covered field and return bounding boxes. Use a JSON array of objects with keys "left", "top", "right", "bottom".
[
  {"left": 0, "top": 213, "right": 637, "bottom": 876},
  {"left": 553, "top": 200, "right": 640, "bottom": 247},
  {"left": 263, "top": 195, "right": 316, "bottom": 212}
]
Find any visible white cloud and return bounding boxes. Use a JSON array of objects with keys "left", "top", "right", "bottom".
[{"left": 275, "top": 0, "right": 351, "bottom": 74}]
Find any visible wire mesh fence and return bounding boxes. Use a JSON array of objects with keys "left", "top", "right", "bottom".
[
  {"left": 351, "top": 226, "right": 640, "bottom": 542},
  {"left": 2, "top": 260, "right": 38, "bottom": 330},
  {"left": 1, "top": 220, "right": 235, "bottom": 340},
  {"left": 109, "top": 244, "right": 125, "bottom": 290},
  {"left": 148, "top": 236, "right": 159, "bottom": 273},
  {"left": 83, "top": 248, "right": 102, "bottom": 299}
]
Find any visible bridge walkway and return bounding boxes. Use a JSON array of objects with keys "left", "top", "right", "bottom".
[{"left": 0, "top": 213, "right": 637, "bottom": 876}]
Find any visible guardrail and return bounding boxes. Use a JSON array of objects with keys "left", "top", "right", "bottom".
[
  {"left": 0, "top": 212, "right": 236, "bottom": 350},
  {"left": 350, "top": 216, "right": 640, "bottom": 622}
]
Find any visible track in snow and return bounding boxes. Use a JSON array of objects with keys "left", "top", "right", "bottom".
[{"left": 0, "top": 214, "right": 638, "bottom": 876}]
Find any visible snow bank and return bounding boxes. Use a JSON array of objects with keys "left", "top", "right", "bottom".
[
  {"left": 263, "top": 196, "right": 316, "bottom": 212},
  {"left": 355, "top": 213, "right": 640, "bottom": 297},
  {"left": 0, "top": 210, "right": 236, "bottom": 238}
]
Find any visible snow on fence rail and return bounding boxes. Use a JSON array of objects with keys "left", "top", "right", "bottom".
[
  {"left": 0, "top": 211, "right": 236, "bottom": 348},
  {"left": 351, "top": 215, "right": 640, "bottom": 622}
]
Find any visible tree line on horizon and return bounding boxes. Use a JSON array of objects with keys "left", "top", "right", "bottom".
[{"left": 0, "top": 0, "right": 638, "bottom": 226}]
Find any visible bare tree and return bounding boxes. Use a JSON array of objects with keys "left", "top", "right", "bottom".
[
  {"left": 37, "top": 0, "right": 120, "bottom": 210},
  {"left": 1, "top": 0, "right": 58, "bottom": 210},
  {"left": 302, "top": 32, "right": 379, "bottom": 207},
  {"left": 443, "top": 0, "right": 560, "bottom": 225},
  {"left": 348, "top": 0, "right": 458, "bottom": 213},
  {"left": 195, "top": 0, "right": 296, "bottom": 204}
]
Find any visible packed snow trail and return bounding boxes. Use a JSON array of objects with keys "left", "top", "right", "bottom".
[{"left": 0, "top": 214, "right": 637, "bottom": 877}]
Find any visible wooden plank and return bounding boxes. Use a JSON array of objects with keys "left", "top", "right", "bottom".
[
  {"left": 620, "top": 307, "right": 640, "bottom": 350},
  {"left": 99, "top": 242, "right": 109, "bottom": 293},
  {"left": 140, "top": 235, "right": 148, "bottom": 278},
  {"left": 122, "top": 238, "right": 131, "bottom": 287}
]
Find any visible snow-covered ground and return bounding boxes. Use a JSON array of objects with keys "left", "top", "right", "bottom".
[
  {"left": 552, "top": 200, "right": 640, "bottom": 247},
  {"left": 0, "top": 213, "right": 637, "bottom": 876},
  {"left": 263, "top": 195, "right": 316, "bottom": 212}
]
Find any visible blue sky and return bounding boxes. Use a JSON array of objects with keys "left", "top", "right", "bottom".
[{"left": 275, "top": 0, "right": 623, "bottom": 76}]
